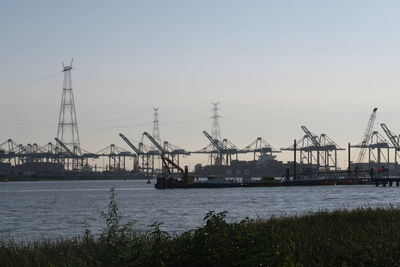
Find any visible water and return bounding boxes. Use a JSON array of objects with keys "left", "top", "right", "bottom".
[{"left": 0, "top": 180, "right": 399, "bottom": 240}]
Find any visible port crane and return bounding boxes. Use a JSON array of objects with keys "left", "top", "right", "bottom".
[
  {"left": 119, "top": 133, "right": 150, "bottom": 174},
  {"left": 381, "top": 123, "right": 400, "bottom": 163},
  {"left": 160, "top": 154, "right": 188, "bottom": 181},
  {"left": 300, "top": 126, "right": 343, "bottom": 170},
  {"left": 162, "top": 141, "right": 189, "bottom": 168},
  {"left": 202, "top": 130, "right": 225, "bottom": 165},
  {"left": 221, "top": 138, "right": 239, "bottom": 163},
  {"left": 301, "top": 126, "right": 320, "bottom": 147},
  {"left": 143, "top": 131, "right": 182, "bottom": 173},
  {"left": 0, "top": 139, "right": 21, "bottom": 165},
  {"left": 95, "top": 144, "right": 132, "bottom": 171},
  {"left": 356, "top": 108, "right": 378, "bottom": 166},
  {"left": 281, "top": 127, "right": 343, "bottom": 170},
  {"left": 381, "top": 124, "right": 399, "bottom": 148},
  {"left": 301, "top": 126, "right": 322, "bottom": 167},
  {"left": 55, "top": 137, "right": 82, "bottom": 170},
  {"left": 55, "top": 138, "right": 78, "bottom": 157},
  {"left": 243, "top": 137, "right": 281, "bottom": 160},
  {"left": 143, "top": 132, "right": 165, "bottom": 154}
]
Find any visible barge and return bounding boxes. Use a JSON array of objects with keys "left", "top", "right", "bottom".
[{"left": 155, "top": 175, "right": 339, "bottom": 189}]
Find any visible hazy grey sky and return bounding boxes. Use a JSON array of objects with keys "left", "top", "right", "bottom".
[{"left": 2, "top": 0, "right": 400, "bottom": 168}]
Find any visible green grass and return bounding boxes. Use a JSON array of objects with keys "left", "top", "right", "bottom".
[{"left": 2, "top": 189, "right": 400, "bottom": 266}]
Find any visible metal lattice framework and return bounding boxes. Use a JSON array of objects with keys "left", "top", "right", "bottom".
[
  {"left": 351, "top": 131, "right": 391, "bottom": 168},
  {"left": 281, "top": 126, "right": 344, "bottom": 170},
  {"left": 56, "top": 60, "right": 81, "bottom": 158},
  {"left": 152, "top": 108, "right": 161, "bottom": 149},
  {"left": 210, "top": 102, "right": 222, "bottom": 141},
  {"left": 356, "top": 108, "right": 378, "bottom": 165},
  {"left": 163, "top": 140, "right": 189, "bottom": 171},
  {"left": 96, "top": 144, "right": 133, "bottom": 171},
  {"left": 381, "top": 123, "right": 400, "bottom": 163},
  {"left": 243, "top": 137, "right": 281, "bottom": 160}
]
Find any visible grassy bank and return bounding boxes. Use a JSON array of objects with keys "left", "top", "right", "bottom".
[{"left": 1, "top": 190, "right": 400, "bottom": 266}]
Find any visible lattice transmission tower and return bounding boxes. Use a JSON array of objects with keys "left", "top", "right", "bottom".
[
  {"left": 209, "top": 102, "right": 223, "bottom": 165},
  {"left": 210, "top": 102, "right": 222, "bottom": 141},
  {"left": 152, "top": 108, "right": 161, "bottom": 146},
  {"left": 56, "top": 60, "right": 81, "bottom": 155}
]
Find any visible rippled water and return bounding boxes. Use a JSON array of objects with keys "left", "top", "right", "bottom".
[{"left": 0, "top": 180, "right": 399, "bottom": 240}]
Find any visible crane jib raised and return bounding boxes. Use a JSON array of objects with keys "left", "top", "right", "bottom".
[
  {"left": 356, "top": 107, "right": 378, "bottom": 164},
  {"left": 143, "top": 132, "right": 165, "bottom": 154},
  {"left": 381, "top": 123, "right": 400, "bottom": 148},
  {"left": 119, "top": 133, "right": 141, "bottom": 155},
  {"left": 301, "top": 126, "right": 320, "bottom": 147}
]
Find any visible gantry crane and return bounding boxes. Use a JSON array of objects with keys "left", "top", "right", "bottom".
[
  {"left": 282, "top": 127, "right": 343, "bottom": 170},
  {"left": 381, "top": 123, "right": 399, "bottom": 148},
  {"left": 202, "top": 130, "right": 224, "bottom": 165},
  {"left": 54, "top": 137, "right": 82, "bottom": 170},
  {"left": 160, "top": 154, "right": 188, "bottom": 182},
  {"left": 243, "top": 137, "right": 281, "bottom": 160},
  {"left": 55, "top": 138, "right": 76, "bottom": 157},
  {"left": 119, "top": 133, "right": 146, "bottom": 173},
  {"left": 143, "top": 131, "right": 183, "bottom": 173},
  {"left": 301, "top": 126, "right": 321, "bottom": 167},
  {"left": 95, "top": 144, "right": 132, "bottom": 171},
  {"left": 381, "top": 123, "right": 400, "bottom": 163},
  {"left": 143, "top": 132, "right": 165, "bottom": 154},
  {"left": 163, "top": 141, "right": 189, "bottom": 167}
]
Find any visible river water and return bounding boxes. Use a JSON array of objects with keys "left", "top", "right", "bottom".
[{"left": 0, "top": 180, "right": 399, "bottom": 240}]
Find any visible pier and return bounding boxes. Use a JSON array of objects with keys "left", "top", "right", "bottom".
[{"left": 374, "top": 178, "right": 400, "bottom": 187}]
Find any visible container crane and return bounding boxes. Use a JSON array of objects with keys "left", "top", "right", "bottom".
[
  {"left": 381, "top": 123, "right": 400, "bottom": 163},
  {"left": 119, "top": 133, "right": 145, "bottom": 173},
  {"left": 119, "top": 133, "right": 142, "bottom": 155},
  {"left": 243, "top": 137, "right": 280, "bottom": 160},
  {"left": 203, "top": 130, "right": 224, "bottom": 165},
  {"left": 381, "top": 124, "right": 399, "bottom": 148},
  {"left": 55, "top": 137, "right": 82, "bottom": 170},
  {"left": 54, "top": 137, "right": 77, "bottom": 157},
  {"left": 143, "top": 132, "right": 165, "bottom": 154},
  {"left": 160, "top": 155, "right": 186, "bottom": 174},
  {"left": 301, "top": 126, "right": 321, "bottom": 167},
  {"left": 301, "top": 126, "right": 320, "bottom": 147},
  {"left": 143, "top": 131, "right": 183, "bottom": 173}
]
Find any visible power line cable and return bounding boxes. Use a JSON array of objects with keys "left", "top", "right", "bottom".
[{"left": 1, "top": 71, "right": 62, "bottom": 94}]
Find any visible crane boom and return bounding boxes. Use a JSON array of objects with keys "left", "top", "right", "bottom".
[
  {"left": 119, "top": 133, "right": 141, "bottom": 155},
  {"left": 381, "top": 123, "right": 400, "bottom": 148},
  {"left": 54, "top": 138, "right": 77, "bottom": 157},
  {"left": 203, "top": 131, "right": 222, "bottom": 151},
  {"left": 301, "top": 126, "right": 320, "bottom": 146},
  {"left": 143, "top": 132, "right": 165, "bottom": 154},
  {"left": 356, "top": 107, "right": 377, "bottom": 164},
  {"left": 161, "top": 155, "right": 185, "bottom": 174}
]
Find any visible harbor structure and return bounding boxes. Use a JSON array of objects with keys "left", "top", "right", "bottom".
[{"left": 3, "top": 67, "right": 400, "bottom": 180}]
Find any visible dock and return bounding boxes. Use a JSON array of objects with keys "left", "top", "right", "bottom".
[{"left": 374, "top": 178, "right": 400, "bottom": 187}]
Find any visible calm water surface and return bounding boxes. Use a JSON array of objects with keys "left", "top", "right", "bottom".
[{"left": 0, "top": 180, "right": 399, "bottom": 240}]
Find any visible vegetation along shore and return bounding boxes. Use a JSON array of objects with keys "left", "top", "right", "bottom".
[{"left": 1, "top": 189, "right": 399, "bottom": 266}]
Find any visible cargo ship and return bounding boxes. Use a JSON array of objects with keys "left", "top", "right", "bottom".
[{"left": 0, "top": 162, "right": 149, "bottom": 181}]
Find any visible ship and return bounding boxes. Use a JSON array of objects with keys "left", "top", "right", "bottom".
[{"left": 0, "top": 161, "right": 149, "bottom": 181}]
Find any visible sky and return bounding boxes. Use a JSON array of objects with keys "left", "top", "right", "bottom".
[{"left": 2, "top": 0, "right": 400, "bottom": 169}]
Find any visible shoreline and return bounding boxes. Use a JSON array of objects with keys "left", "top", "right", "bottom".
[{"left": 1, "top": 206, "right": 399, "bottom": 266}]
